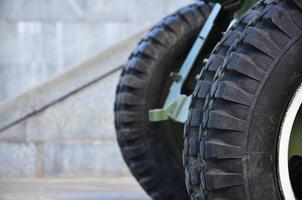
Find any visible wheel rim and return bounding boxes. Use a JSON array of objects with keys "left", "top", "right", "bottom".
[{"left": 278, "top": 83, "right": 302, "bottom": 200}]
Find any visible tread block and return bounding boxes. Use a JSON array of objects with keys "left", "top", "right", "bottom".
[
  {"left": 192, "top": 84, "right": 200, "bottom": 97},
  {"left": 241, "top": 9, "right": 261, "bottom": 25},
  {"left": 120, "top": 128, "right": 141, "bottom": 142},
  {"left": 263, "top": 0, "right": 277, "bottom": 6},
  {"left": 210, "top": 79, "right": 219, "bottom": 98},
  {"left": 204, "top": 140, "right": 243, "bottom": 159},
  {"left": 185, "top": 110, "right": 193, "bottom": 127},
  {"left": 147, "top": 27, "right": 172, "bottom": 46},
  {"left": 139, "top": 175, "right": 160, "bottom": 190},
  {"left": 127, "top": 58, "right": 150, "bottom": 75},
  {"left": 199, "top": 141, "right": 205, "bottom": 158},
  {"left": 222, "top": 31, "right": 240, "bottom": 47},
  {"left": 163, "top": 15, "right": 184, "bottom": 35},
  {"left": 207, "top": 110, "right": 245, "bottom": 131},
  {"left": 116, "top": 111, "right": 140, "bottom": 123},
  {"left": 185, "top": 167, "right": 192, "bottom": 192},
  {"left": 214, "top": 81, "right": 253, "bottom": 106},
  {"left": 117, "top": 93, "right": 142, "bottom": 105},
  {"left": 130, "top": 160, "right": 153, "bottom": 175},
  {"left": 183, "top": 150, "right": 189, "bottom": 167},
  {"left": 226, "top": 53, "right": 265, "bottom": 81},
  {"left": 205, "top": 169, "right": 244, "bottom": 190},
  {"left": 202, "top": 107, "right": 210, "bottom": 127},
  {"left": 183, "top": 138, "right": 190, "bottom": 156},
  {"left": 263, "top": 5, "right": 301, "bottom": 38},
  {"left": 123, "top": 145, "right": 147, "bottom": 159},
  {"left": 190, "top": 108, "right": 203, "bottom": 126},
  {"left": 179, "top": 7, "right": 197, "bottom": 26},
  {"left": 122, "top": 75, "right": 144, "bottom": 89},
  {"left": 187, "top": 165, "right": 201, "bottom": 185},
  {"left": 191, "top": 193, "right": 204, "bottom": 200},
  {"left": 136, "top": 42, "right": 158, "bottom": 60},
  {"left": 197, "top": 80, "right": 212, "bottom": 98},
  {"left": 186, "top": 136, "right": 200, "bottom": 156},
  {"left": 196, "top": 2, "right": 212, "bottom": 16},
  {"left": 207, "top": 54, "right": 225, "bottom": 72},
  {"left": 244, "top": 27, "right": 282, "bottom": 59}
]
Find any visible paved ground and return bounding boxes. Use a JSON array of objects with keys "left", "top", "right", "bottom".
[{"left": 0, "top": 177, "right": 150, "bottom": 200}]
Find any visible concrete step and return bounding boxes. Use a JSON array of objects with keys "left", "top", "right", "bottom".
[{"left": 0, "top": 28, "right": 147, "bottom": 179}]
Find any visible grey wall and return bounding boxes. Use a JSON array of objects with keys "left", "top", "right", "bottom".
[
  {"left": 0, "top": 30, "right": 147, "bottom": 179},
  {"left": 0, "top": 0, "right": 192, "bottom": 103},
  {"left": 0, "top": 70, "right": 127, "bottom": 178}
]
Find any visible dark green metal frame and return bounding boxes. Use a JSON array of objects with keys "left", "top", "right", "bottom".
[
  {"left": 149, "top": 1, "right": 258, "bottom": 123},
  {"left": 149, "top": 3, "right": 222, "bottom": 123}
]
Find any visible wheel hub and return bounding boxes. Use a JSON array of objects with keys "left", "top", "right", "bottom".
[{"left": 278, "top": 83, "right": 302, "bottom": 199}]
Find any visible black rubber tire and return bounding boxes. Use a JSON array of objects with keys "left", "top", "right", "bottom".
[
  {"left": 183, "top": 2, "right": 266, "bottom": 199},
  {"left": 186, "top": 0, "right": 302, "bottom": 199},
  {"left": 114, "top": 2, "right": 215, "bottom": 200}
]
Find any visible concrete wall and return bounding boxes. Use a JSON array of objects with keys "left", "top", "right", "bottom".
[
  {"left": 0, "top": 70, "right": 127, "bottom": 178},
  {"left": 0, "top": 0, "right": 196, "bottom": 179},
  {"left": 0, "top": 30, "right": 148, "bottom": 179},
  {"left": 0, "top": 0, "right": 193, "bottom": 103}
]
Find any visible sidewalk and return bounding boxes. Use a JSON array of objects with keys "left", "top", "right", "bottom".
[{"left": 0, "top": 177, "right": 150, "bottom": 200}]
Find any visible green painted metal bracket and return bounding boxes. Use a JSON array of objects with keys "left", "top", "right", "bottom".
[
  {"left": 149, "top": 3, "right": 222, "bottom": 123},
  {"left": 149, "top": 95, "right": 192, "bottom": 123}
]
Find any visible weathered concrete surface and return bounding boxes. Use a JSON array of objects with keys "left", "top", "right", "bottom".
[
  {"left": 0, "top": 22, "right": 140, "bottom": 178},
  {"left": 0, "top": 0, "right": 190, "bottom": 22},
  {"left": 0, "top": 178, "right": 150, "bottom": 200},
  {"left": 43, "top": 142, "right": 128, "bottom": 177},
  {"left": 0, "top": 31, "right": 145, "bottom": 132},
  {"left": 0, "top": 0, "right": 193, "bottom": 102},
  {"left": 25, "top": 71, "right": 120, "bottom": 142},
  {"left": 0, "top": 70, "right": 129, "bottom": 178},
  {"left": 0, "top": 143, "right": 37, "bottom": 178}
]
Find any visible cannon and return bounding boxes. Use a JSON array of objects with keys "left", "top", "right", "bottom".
[{"left": 115, "top": 0, "right": 302, "bottom": 199}]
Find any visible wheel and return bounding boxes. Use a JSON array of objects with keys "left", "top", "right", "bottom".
[
  {"left": 185, "top": 0, "right": 302, "bottom": 199},
  {"left": 183, "top": 2, "right": 265, "bottom": 198},
  {"left": 114, "top": 2, "right": 227, "bottom": 199}
]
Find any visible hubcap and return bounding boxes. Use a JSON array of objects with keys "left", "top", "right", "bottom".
[{"left": 278, "top": 83, "right": 302, "bottom": 200}]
